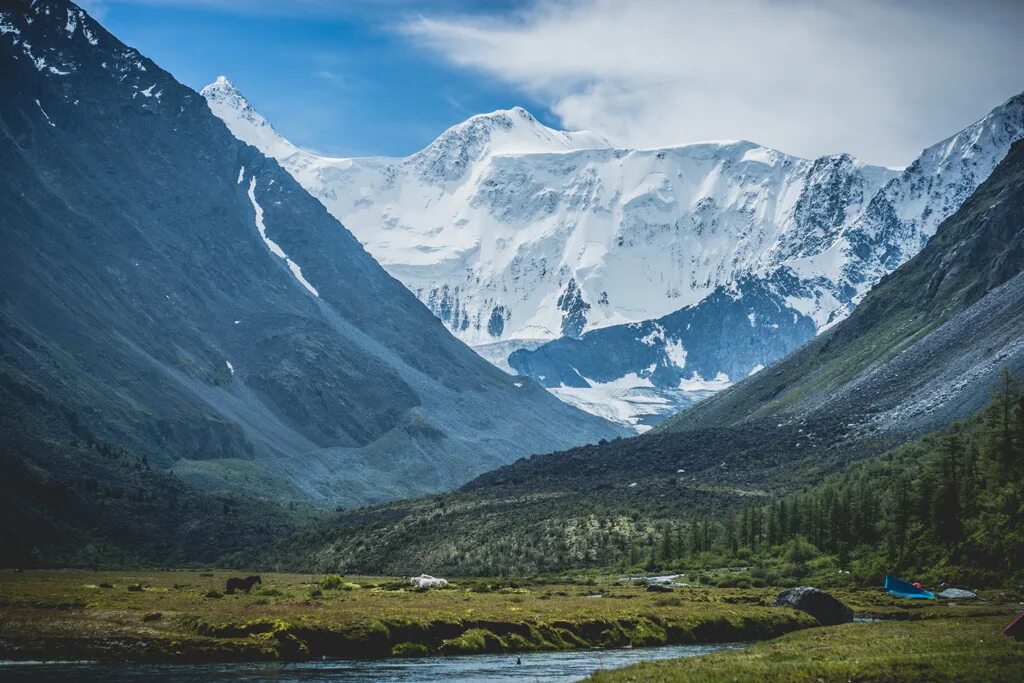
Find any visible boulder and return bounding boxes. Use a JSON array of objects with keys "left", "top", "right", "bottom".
[
  {"left": 771, "top": 586, "right": 854, "bottom": 626},
  {"left": 646, "top": 582, "right": 674, "bottom": 593},
  {"left": 938, "top": 588, "right": 977, "bottom": 599}
]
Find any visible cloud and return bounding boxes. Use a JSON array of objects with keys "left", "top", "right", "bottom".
[
  {"left": 313, "top": 69, "right": 348, "bottom": 88},
  {"left": 403, "top": 0, "right": 1024, "bottom": 166}
]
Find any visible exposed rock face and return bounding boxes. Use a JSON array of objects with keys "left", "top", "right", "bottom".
[
  {"left": 771, "top": 587, "right": 854, "bottom": 626},
  {"left": 509, "top": 274, "right": 816, "bottom": 429}
]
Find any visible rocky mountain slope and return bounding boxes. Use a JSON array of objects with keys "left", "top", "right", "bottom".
[
  {"left": 204, "top": 79, "right": 1024, "bottom": 429},
  {"left": 0, "top": 0, "right": 623, "bottom": 534},
  {"left": 271, "top": 140, "right": 1024, "bottom": 575}
]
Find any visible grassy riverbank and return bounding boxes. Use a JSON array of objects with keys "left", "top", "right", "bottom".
[
  {"left": 0, "top": 571, "right": 1018, "bottom": 667},
  {"left": 589, "top": 615, "right": 1024, "bottom": 682},
  {"left": 0, "top": 570, "right": 816, "bottom": 662}
]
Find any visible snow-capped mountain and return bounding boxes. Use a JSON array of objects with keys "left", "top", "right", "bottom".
[{"left": 203, "top": 78, "right": 1024, "bottom": 429}]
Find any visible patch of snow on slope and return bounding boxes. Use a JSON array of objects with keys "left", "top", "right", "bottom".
[
  {"left": 247, "top": 176, "right": 319, "bottom": 297},
  {"left": 552, "top": 373, "right": 673, "bottom": 433},
  {"left": 34, "top": 99, "right": 54, "bottom": 127},
  {"left": 664, "top": 337, "right": 687, "bottom": 368},
  {"left": 679, "top": 372, "right": 732, "bottom": 392},
  {"left": 471, "top": 338, "right": 547, "bottom": 374}
]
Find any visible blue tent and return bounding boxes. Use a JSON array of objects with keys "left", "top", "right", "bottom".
[{"left": 885, "top": 574, "right": 935, "bottom": 599}]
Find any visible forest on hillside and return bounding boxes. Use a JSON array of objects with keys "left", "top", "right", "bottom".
[
  {"left": 631, "top": 371, "right": 1024, "bottom": 587},
  {"left": 278, "top": 373, "right": 1024, "bottom": 583}
]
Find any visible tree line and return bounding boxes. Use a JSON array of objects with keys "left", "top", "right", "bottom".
[{"left": 670, "top": 370, "right": 1024, "bottom": 584}]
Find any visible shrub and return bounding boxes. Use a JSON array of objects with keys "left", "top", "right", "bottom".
[
  {"left": 653, "top": 596, "right": 685, "bottom": 607},
  {"left": 392, "top": 642, "right": 430, "bottom": 657},
  {"left": 320, "top": 574, "right": 346, "bottom": 590},
  {"left": 780, "top": 563, "right": 810, "bottom": 580},
  {"left": 715, "top": 575, "right": 753, "bottom": 589},
  {"left": 782, "top": 537, "right": 820, "bottom": 564}
]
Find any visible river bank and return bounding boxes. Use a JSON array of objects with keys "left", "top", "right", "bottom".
[
  {"left": 0, "top": 570, "right": 812, "bottom": 663},
  {"left": 0, "top": 570, "right": 1017, "bottom": 666},
  {"left": 588, "top": 615, "right": 1024, "bottom": 682}
]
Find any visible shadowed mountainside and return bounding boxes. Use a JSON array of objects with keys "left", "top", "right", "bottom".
[{"left": 0, "top": 0, "right": 624, "bottom": 565}]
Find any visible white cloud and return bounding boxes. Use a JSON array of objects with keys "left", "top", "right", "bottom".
[{"left": 404, "top": 0, "right": 1024, "bottom": 166}]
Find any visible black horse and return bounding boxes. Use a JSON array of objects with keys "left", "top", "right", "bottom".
[{"left": 225, "top": 575, "right": 261, "bottom": 594}]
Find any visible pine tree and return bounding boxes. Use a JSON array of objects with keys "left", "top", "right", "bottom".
[
  {"left": 931, "top": 450, "right": 963, "bottom": 548},
  {"left": 985, "top": 368, "right": 1017, "bottom": 473},
  {"left": 724, "top": 513, "right": 737, "bottom": 552},
  {"left": 889, "top": 473, "right": 913, "bottom": 565},
  {"left": 659, "top": 523, "right": 673, "bottom": 563}
]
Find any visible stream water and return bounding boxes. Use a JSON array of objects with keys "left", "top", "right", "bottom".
[{"left": 0, "top": 642, "right": 746, "bottom": 682}]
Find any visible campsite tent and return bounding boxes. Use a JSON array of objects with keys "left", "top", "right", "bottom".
[{"left": 885, "top": 575, "right": 935, "bottom": 599}]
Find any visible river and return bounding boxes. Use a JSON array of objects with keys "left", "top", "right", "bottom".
[{"left": 0, "top": 642, "right": 745, "bottom": 682}]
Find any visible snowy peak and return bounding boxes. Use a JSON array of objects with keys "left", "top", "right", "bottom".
[
  {"left": 410, "top": 106, "right": 608, "bottom": 182},
  {"left": 200, "top": 75, "right": 249, "bottom": 115},
  {"left": 201, "top": 75, "right": 300, "bottom": 161},
  {"left": 431, "top": 106, "right": 608, "bottom": 155},
  {"left": 200, "top": 77, "right": 605, "bottom": 186}
]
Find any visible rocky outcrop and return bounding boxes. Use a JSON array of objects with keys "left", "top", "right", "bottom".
[{"left": 771, "top": 587, "right": 854, "bottom": 626}]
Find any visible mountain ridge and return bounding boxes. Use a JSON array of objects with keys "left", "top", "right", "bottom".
[{"left": 0, "top": 0, "right": 625, "bottom": 521}]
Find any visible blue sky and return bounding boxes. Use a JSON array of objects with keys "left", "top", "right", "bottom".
[
  {"left": 79, "top": 1, "right": 1024, "bottom": 166},
  {"left": 82, "top": 1, "right": 548, "bottom": 157}
]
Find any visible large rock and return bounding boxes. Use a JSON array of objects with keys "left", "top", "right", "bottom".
[{"left": 771, "top": 586, "right": 854, "bottom": 626}]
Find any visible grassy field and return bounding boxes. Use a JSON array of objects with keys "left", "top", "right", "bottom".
[
  {"left": 588, "top": 616, "right": 1024, "bottom": 682},
  {"left": 0, "top": 570, "right": 816, "bottom": 662},
  {"left": 0, "top": 570, "right": 1019, "bottom": 671}
]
